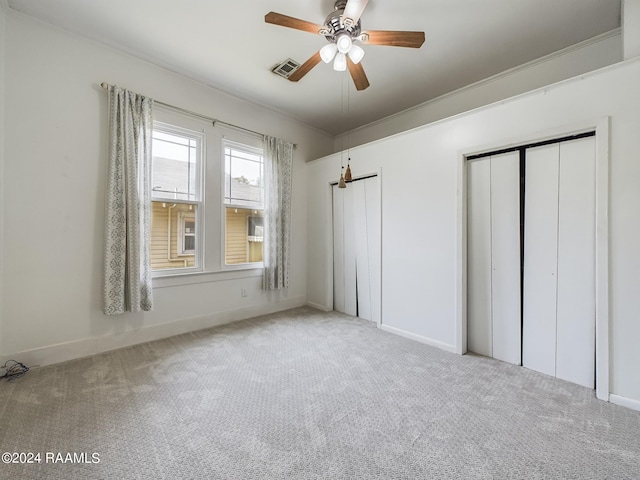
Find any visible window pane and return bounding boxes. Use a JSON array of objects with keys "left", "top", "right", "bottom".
[
  {"left": 231, "top": 149, "right": 261, "bottom": 162},
  {"left": 184, "top": 235, "right": 195, "bottom": 251},
  {"left": 225, "top": 207, "right": 263, "bottom": 265},
  {"left": 151, "top": 202, "right": 198, "bottom": 270},
  {"left": 224, "top": 146, "right": 263, "bottom": 207},
  {"left": 152, "top": 130, "right": 199, "bottom": 201},
  {"left": 154, "top": 130, "right": 190, "bottom": 145}
]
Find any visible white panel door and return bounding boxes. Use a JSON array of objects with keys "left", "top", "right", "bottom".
[
  {"left": 333, "top": 185, "right": 346, "bottom": 313},
  {"left": 490, "top": 152, "right": 522, "bottom": 365},
  {"left": 523, "top": 144, "right": 560, "bottom": 378},
  {"left": 333, "top": 177, "right": 380, "bottom": 321},
  {"left": 467, "top": 158, "right": 492, "bottom": 357},
  {"left": 342, "top": 185, "right": 357, "bottom": 316},
  {"left": 364, "top": 177, "right": 381, "bottom": 325},
  {"left": 333, "top": 185, "right": 357, "bottom": 316},
  {"left": 556, "top": 138, "right": 596, "bottom": 388},
  {"left": 352, "top": 180, "right": 372, "bottom": 321}
]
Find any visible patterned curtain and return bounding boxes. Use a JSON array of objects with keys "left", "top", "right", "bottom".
[
  {"left": 103, "top": 85, "right": 154, "bottom": 314},
  {"left": 262, "top": 136, "right": 294, "bottom": 290}
]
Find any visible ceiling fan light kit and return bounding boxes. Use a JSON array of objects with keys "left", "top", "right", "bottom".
[
  {"left": 336, "top": 33, "right": 353, "bottom": 54},
  {"left": 265, "top": 0, "right": 425, "bottom": 91},
  {"left": 334, "top": 52, "right": 347, "bottom": 71},
  {"left": 347, "top": 45, "right": 365, "bottom": 64},
  {"left": 320, "top": 43, "right": 338, "bottom": 63}
]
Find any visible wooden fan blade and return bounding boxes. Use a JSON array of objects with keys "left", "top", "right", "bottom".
[
  {"left": 342, "top": 0, "right": 369, "bottom": 26},
  {"left": 347, "top": 57, "right": 370, "bottom": 91},
  {"left": 288, "top": 52, "right": 322, "bottom": 82},
  {"left": 361, "top": 30, "right": 425, "bottom": 48},
  {"left": 265, "top": 12, "right": 325, "bottom": 35}
]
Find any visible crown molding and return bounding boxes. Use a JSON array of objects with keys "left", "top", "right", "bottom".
[{"left": 336, "top": 28, "right": 622, "bottom": 142}]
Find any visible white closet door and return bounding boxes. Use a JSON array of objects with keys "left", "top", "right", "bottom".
[
  {"left": 352, "top": 180, "right": 372, "bottom": 321},
  {"left": 467, "top": 158, "right": 492, "bottom": 357},
  {"left": 490, "top": 152, "right": 521, "bottom": 365},
  {"left": 333, "top": 185, "right": 357, "bottom": 316},
  {"left": 556, "top": 138, "right": 596, "bottom": 388},
  {"left": 342, "top": 185, "right": 357, "bottom": 316},
  {"left": 523, "top": 144, "right": 560, "bottom": 378},
  {"left": 365, "top": 177, "right": 381, "bottom": 325},
  {"left": 333, "top": 177, "right": 380, "bottom": 321},
  {"left": 333, "top": 185, "right": 346, "bottom": 313}
]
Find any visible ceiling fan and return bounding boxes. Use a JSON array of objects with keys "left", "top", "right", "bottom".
[{"left": 265, "top": 0, "right": 425, "bottom": 91}]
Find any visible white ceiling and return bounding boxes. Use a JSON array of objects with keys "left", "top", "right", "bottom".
[{"left": 7, "top": 0, "right": 621, "bottom": 135}]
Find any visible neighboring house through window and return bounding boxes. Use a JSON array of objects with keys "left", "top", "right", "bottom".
[
  {"left": 150, "top": 122, "right": 203, "bottom": 273},
  {"left": 149, "top": 108, "right": 265, "bottom": 279},
  {"left": 224, "top": 140, "right": 264, "bottom": 266}
]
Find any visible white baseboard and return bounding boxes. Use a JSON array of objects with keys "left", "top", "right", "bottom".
[
  {"left": 306, "top": 301, "right": 331, "bottom": 312},
  {"left": 2, "top": 296, "right": 306, "bottom": 369},
  {"left": 379, "top": 324, "right": 457, "bottom": 354},
  {"left": 609, "top": 393, "right": 640, "bottom": 412}
]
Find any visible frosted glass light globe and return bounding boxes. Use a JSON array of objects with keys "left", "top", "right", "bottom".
[
  {"left": 336, "top": 34, "right": 353, "bottom": 54},
  {"left": 320, "top": 43, "right": 338, "bottom": 63},
  {"left": 333, "top": 52, "right": 347, "bottom": 71},
  {"left": 348, "top": 45, "right": 365, "bottom": 64}
]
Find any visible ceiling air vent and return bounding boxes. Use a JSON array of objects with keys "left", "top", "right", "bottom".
[{"left": 272, "top": 58, "right": 301, "bottom": 79}]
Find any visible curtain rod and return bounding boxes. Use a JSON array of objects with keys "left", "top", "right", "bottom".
[{"left": 100, "top": 82, "right": 297, "bottom": 148}]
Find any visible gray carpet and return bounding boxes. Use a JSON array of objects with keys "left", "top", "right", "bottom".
[{"left": 0, "top": 307, "right": 639, "bottom": 479}]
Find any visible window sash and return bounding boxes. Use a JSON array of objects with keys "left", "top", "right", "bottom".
[
  {"left": 152, "top": 122, "right": 203, "bottom": 203},
  {"left": 223, "top": 206, "right": 264, "bottom": 267},
  {"left": 150, "top": 121, "right": 204, "bottom": 276},
  {"left": 224, "top": 141, "right": 264, "bottom": 209}
]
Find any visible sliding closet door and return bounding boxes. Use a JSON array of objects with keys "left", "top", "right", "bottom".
[
  {"left": 342, "top": 186, "right": 358, "bottom": 316},
  {"left": 333, "top": 185, "right": 356, "bottom": 316},
  {"left": 467, "top": 158, "right": 492, "bottom": 357},
  {"left": 368, "top": 179, "right": 381, "bottom": 324},
  {"left": 490, "top": 152, "right": 521, "bottom": 364},
  {"left": 352, "top": 176, "right": 381, "bottom": 322},
  {"left": 333, "top": 177, "right": 380, "bottom": 322},
  {"left": 333, "top": 186, "right": 346, "bottom": 313},
  {"left": 469, "top": 135, "right": 596, "bottom": 387},
  {"left": 352, "top": 180, "right": 372, "bottom": 321},
  {"left": 523, "top": 137, "right": 595, "bottom": 387},
  {"left": 522, "top": 144, "right": 560, "bottom": 378},
  {"left": 467, "top": 152, "right": 520, "bottom": 363},
  {"left": 555, "top": 138, "right": 596, "bottom": 388}
]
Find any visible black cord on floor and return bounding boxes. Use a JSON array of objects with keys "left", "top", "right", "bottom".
[{"left": 1, "top": 360, "right": 29, "bottom": 381}]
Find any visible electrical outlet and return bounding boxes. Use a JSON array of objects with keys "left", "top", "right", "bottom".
[{"left": 241, "top": 288, "right": 248, "bottom": 297}]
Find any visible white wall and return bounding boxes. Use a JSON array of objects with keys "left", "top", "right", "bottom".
[
  {"left": 335, "top": 30, "right": 622, "bottom": 150},
  {"left": 1, "top": 12, "right": 333, "bottom": 365},
  {"left": 0, "top": 3, "right": 6, "bottom": 357},
  {"left": 307, "top": 59, "right": 640, "bottom": 406},
  {"left": 623, "top": 0, "right": 640, "bottom": 59}
]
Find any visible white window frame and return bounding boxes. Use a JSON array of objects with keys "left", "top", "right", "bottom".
[
  {"left": 222, "top": 139, "right": 265, "bottom": 269},
  {"left": 151, "top": 121, "right": 205, "bottom": 277}
]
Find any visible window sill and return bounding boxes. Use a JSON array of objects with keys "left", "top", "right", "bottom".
[
  {"left": 222, "top": 262, "right": 264, "bottom": 272},
  {"left": 152, "top": 267, "right": 263, "bottom": 289}
]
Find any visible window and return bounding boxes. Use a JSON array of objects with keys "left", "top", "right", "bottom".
[
  {"left": 224, "top": 141, "right": 264, "bottom": 265},
  {"left": 149, "top": 109, "right": 265, "bottom": 280},
  {"left": 150, "top": 123, "right": 203, "bottom": 273},
  {"left": 177, "top": 212, "right": 196, "bottom": 255}
]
